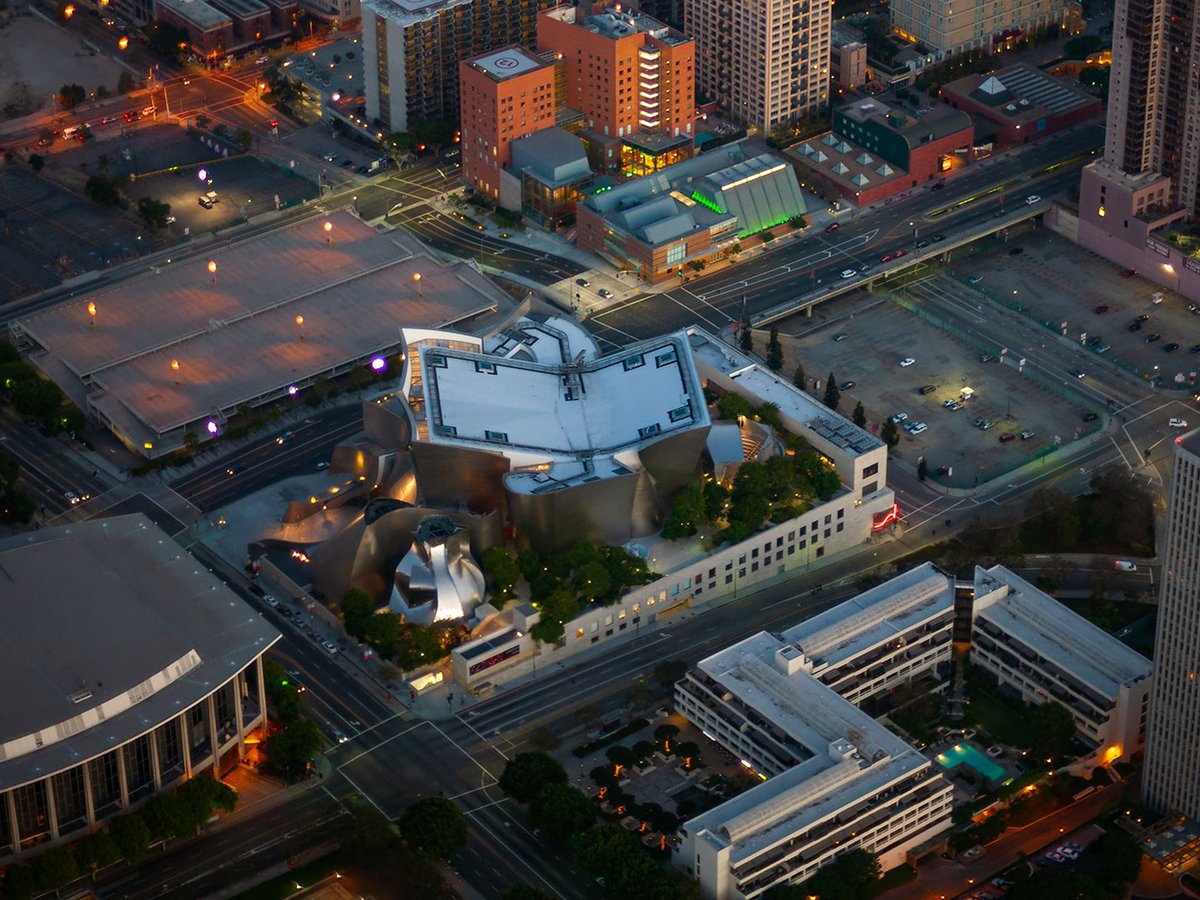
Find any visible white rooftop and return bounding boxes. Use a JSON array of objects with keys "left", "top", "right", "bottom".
[
  {"left": 421, "top": 330, "right": 706, "bottom": 459},
  {"left": 782, "top": 562, "right": 955, "bottom": 670},
  {"left": 689, "top": 631, "right": 935, "bottom": 861},
  {"left": 466, "top": 47, "right": 548, "bottom": 80},
  {"left": 973, "top": 565, "right": 1152, "bottom": 696},
  {"left": 686, "top": 328, "right": 884, "bottom": 457}
]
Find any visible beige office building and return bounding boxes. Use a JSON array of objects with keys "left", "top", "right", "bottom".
[
  {"left": 890, "top": 0, "right": 1074, "bottom": 56},
  {"left": 1143, "top": 432, "right": 1200, "bottom": 820},
  {"left": 684, "top": 0, "right": 830, "bottom": 133}
]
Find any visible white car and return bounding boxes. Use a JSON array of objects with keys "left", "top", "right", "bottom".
[
  {"left": 891, "top": 412, "right": 908, "bottom": 423},
  {"left": 909, "top": 422, "right": 927, "bottom": 434},
  {"left": 322, "top": 640, "right": 338, "bottom": 655},
  {"left": 262, "top": 594, "right": 279, "bottom": 607},
  {"left": 840, "top": 269, "right": 857, "bottom": 279},
  {"left": 1169, "top": 417, "right": 1188, "bottom": 428},
  {"left": 899, "top": 357, "right": 916, "bottom": 367},
  {"left": 1025, "top": 194, "right": 1042, "bottom": 205},
  {"left": 1058, "top": 846, "right": 1079, "bottom": 860}
]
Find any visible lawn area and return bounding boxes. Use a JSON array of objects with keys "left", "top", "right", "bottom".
[{"left": 963, "top": 680, "right": 1035, "bottom": 749}]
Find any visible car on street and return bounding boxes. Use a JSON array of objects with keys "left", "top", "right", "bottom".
[
  {"left": 598, "top": 288, "right": 614, "bottom": 299},
  {"left": 930, "top": 181, "right": 945, "bottom": 191},
  {"left": 999, "top": 433, "right": 1016, "bottom": 443},
  {"left": 1146, "top": 332, "right": 1162, "bottom": 343},
  {"left": 840, "top": 269, "right": 857, "bottom": 279},
  {"left": 916, "top": 240, "right": 929, "bottom": 249},
  {"left": 838, "top": 381, "right": 856, "bottom": 390},
  {"left": 918, "top": 384, "right": 937, "bottom": 394},
  {"left": 341, "top": 158, "right": 355, "bottom": 168},
  {"left": 967, "top": 275, "right": 984, "bottom": 284},
  {"left": 858, "top": 263, "right": 872, "bottom": 273},
  {"left": 1120, "top": 268, "right": 1139, "bottom": 278},
  {"left": 825, "top": 222, "right": 840, "bottom": 233},
  {"left": 322, "top": 151, "right": 337, "bottom": 162},
  {"left": 225, "top": 465, "right": 243, "bottom": 476},
  {"left": 1072, "top": 369, "right": 1086, "bottom": 378},
  {"left": 575, "top": 277, "right": 591, "bottom": 287},
  {"left": 1135, "top": 313, "right": 1151, "bottom": 322},
  {"left": 1191, "top": 344, "right": 1200, "bottom": 353},
  {"left": 276, "top": 431, "right": 297, "bottom": 445},
  {"left": 1169, "top": 417, "right": 1189, "bottom": 428},
  {"left": 322, "top": 640, "right": 338, "bottom": 654},
  {"left": 1094, "top": 304, "right": 1109, "bottom": 314},
  {"left": 832, "top": 333, "right": 848, "bottom": 342},
  {"left": 262, "top": 594, "right": 279, "bottom": 607},
  {"left": 1025, "top": 194, "right": 1042, "bottom": 205},
  {"left": 1165, "top": 342, "right": 1180, "bottom": 352},
  {"left": 899, "top": 357, "right": 916, "bottom": 367},
  {"left": 256, "top": 55, "right": 268, "bottom": 64},
  {"left": 64, "top": 490, "right": 80, "bottom": 505},
  {"left": 315, "top": 461, "right": 330, "bottom": 470},
  {"left": 331, "top": 727, "right": 348, "bottom": 743},
  {"left": 891, "top": 412, "right": 908, "bottom": 423},
  {"left": 980, "top": 353, "right": 995, "bottom": 362},
  {"left": 1020, "top": 429, "right": 1035, "bottom": 440}
]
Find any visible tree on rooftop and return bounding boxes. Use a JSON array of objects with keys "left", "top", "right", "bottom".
[
  {"left": 481, "top": 547, "right": 520, "bottom": 602},
  {"left": 662, "top": 484, "right": 705, "bottom": 539}
]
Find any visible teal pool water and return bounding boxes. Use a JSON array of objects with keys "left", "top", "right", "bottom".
[{"left": 936, "top": 743, "right": 1004, "bottom": 782}]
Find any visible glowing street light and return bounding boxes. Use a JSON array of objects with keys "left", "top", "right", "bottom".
[
  {"left": 171, "top": 358, "right": 180, "bottom": 385},
  {"left": 198, "top": 168, "right": 208, "bottom": 182},
  {"left": 87, "top": 301, "right": 96, "bottom": 329},
  {"left": 323, "top": 220, "right": 332, "bottom": 245},
  {"left": 295, "top": 314, "right": 305, "bottom": 341},
  {"left": 413, "top": 271, "right": 422, "bottom": 298},
  {"left": 208, "top": 260, "right": 217, "bottom": 286}
]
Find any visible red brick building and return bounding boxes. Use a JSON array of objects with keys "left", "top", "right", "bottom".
[
  {"left": 537, "top": 3, "right": 695, "bottom": 175},
  {"left": 790, "top": 97, "right": 973, "bottom": 207},
  {"left": 941, "top": 63, "right": 1101, "bottom": 149},
  {"left": 459, "top": 47, "right": 557, "bottom": 202}
]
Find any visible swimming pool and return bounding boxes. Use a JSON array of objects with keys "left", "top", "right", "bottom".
[{"left": 936, "top": 743, "right": 1005, "bottom": 782}]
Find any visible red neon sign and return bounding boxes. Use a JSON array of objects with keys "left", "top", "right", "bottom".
[{"left": 872, "top": 503, "right": 900, "bottom": 531}]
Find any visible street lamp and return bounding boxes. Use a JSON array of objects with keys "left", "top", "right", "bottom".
[
  {"left": 323, "top": 220, "right": 332, "bottom": 245},
  {"left": 207, "top": 260, "right": 217, "bottom": 286},
  {"left": 171, "top": 358, "right": 180, "bottom": 386},
  {"left": 295, "top": 314, "right": 305, "bottom": 341},
  {"left": 87, "top": 301, "right": 96, "bottom": 330},
  {"left": 413, "top": 272, "right": 422, "bottom": 298}
]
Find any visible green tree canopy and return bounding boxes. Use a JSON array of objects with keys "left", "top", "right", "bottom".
[
  {"left": 341, "top": 587, "right": 373, "bottom": 638},
  {"left": 342, "top": 802, "right": 397, "bottom": 858},
  {"left": 662, "top": 484, "right": 706, "bottom": 539},
  {"left": 263, "top": 718, "right": 322, "bottom": 782},
  {"left": 499, "top": 752, "right": 568, "bottom": 804},
  {"left": 137, "top": 197, "right": 172, "bottom": 230},
  {"left": 766, "top": 325, "right": 784, "bottom": 371},
  {"left": 31, "top": 846, "right": 78, "bottom": 893},
  {"left": 109, "top": 813, "right": 152, "bottom": 862},
  {"left": 880, "top": 417, "right": 899, "bottom": 448},
  {"left": 74, "top": 829, "right": 121, "bottom": 876},
  {"left": 1030, "top": 701, "right": 1077, "bottom": 760},
  {"left": 399, "top": 796, "right": 468, "bottom": 859},
  {"left": 1006, "top": 870, "right": 1105, "bottom": 900},
  {"left": 823, "top": 372, "right": 840, "bottom": 411},
  {"left": 852, "top": 401, "right": 866, "bottom": 428},
  {"left": 58, "top": 83, "right": 86, "bottom": 109},
  {"left": 1092, "top": 828, "right": 1142, "bottom": 885},
  {"left": 529, "top": 783, "right": 596, "bottom": 839},
  {"left": 481, "top": 547, "right": 521, "bottom": 600},
  {"left": 11, "top": 377, "right": 64, "bottom": 418},
  {"left": 792, "top": 363, "right": 806, "bottom": 390}
]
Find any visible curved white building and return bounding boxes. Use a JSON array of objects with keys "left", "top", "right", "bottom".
[{"left": 0, "top": 515, "right": 280, "bottom": 859}]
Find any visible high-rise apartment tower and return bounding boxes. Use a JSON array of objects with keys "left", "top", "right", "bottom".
[
  {"left": 685, "top": 0, "right": 830, "bottom": 133},
  {"left": 1142, "top": 431, "right": 1200, "bottom": 820}
]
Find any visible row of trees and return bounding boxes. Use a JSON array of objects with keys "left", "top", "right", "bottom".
[
  {"left": 339, "top": 589, "right": 461, "bottom": 671},
  {"left": 480, "top": 543, "right": 656, "bottom": 644},
  {"left": 261, "top": 660, "right": 324, "bottom": 782},
  {"left": 0, "top": 341, "right": 85, "bottom": 439},
  {"left": 0, "top": 779, "right": 236, "bottom": 900},
  {"left": 0, "top": 445, "right": 36, "bottom": 524},
  {"left": 498, "top": 753, "right": 695, "bottom": 900}
]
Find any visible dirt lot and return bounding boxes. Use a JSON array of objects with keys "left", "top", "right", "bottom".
[
  {"left": 0, "top": 12, "right": 129, "bottom": 118},
  {"left": 776, "top": 294, "right": 1095, "bottom": 489},
  {"left": 949, "top": 228, "right": 1200, "bottom": 392}
]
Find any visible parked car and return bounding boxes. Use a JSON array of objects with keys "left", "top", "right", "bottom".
[
  {"left": 322, "top": 151, "right": 338, "bottom": 162},
  {"left": 909, "top": 422, "right": 927, "bottom": 434},
  {"left": 918, "top": 384, "right": 937, "bottom": 395},
  {"left": 315, "top": 461, "right": 330, "bottom": 470},
  {"left": 322, "top": 640, "right": 338, "bottom": 655},
  {"left": 967, "top": 275, "right": 984, "bottom": 285},
  {"left": 999, "top": 433, "right": 1017, "bottom": 443},
  {"left": 1169, "top": 417, "right": 1188, "bottom": 428},
  {"left": 931, "top": 234, "right": 945, "bottom": 242},
  {"left": 899, "top": 357, "right": 916, "bottom": 367},
  {"left": 838, "top": 381, "right": 856, "bottom": 390},
  {"left": 1146, "top": 333, "right": 1162, "bottom": 343},
  {"left": 891, "top": 412, "right": 909, "bottom": 423},
  {"left": 824, "top": 222, "right": 840, "bottom": 233},
  {"left": 1120, "top": 268, "right": 1139, "bottom": 278},
  {"left": 832, "top": 333, "right": 848, "bottom": 342},
  {"left": 1025, "top": 194, "right": 1042, "bottom": 205},
  {"left": 197, "top": 196, "right": 214, "bottom": 209},
  {"left": 916, "top": 239, "right": 929, "bottom": 249},
  {"left": 1020, "top": 429, "right": 1035, "bottom": 440},
  {"left": 1165, "top": 342, "right": 1180, "bottom": 351},
  {"left": 979, "top": 353, "right": 995, "bottom": 362},
  {"left": 1058, "top": 847, "right": 1080, "bottom": 860},
  {"left": 598, "top": 288, "right": 614, "bottom": 299},
  {"left": 1094, "top": 304, "right": 1109, "bottom": 314},
  {"left": 262, "top": 594, "right": 279, "bottom": 607},
  {"left": 1128, "top": 321, "right": 1143, "bottom": 332},
  {"left": 1190, "top": 344, "right": 1200, "bottom": 353}
]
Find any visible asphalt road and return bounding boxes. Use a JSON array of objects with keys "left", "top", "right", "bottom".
[{"left": 585, "top": 122, "right": 1106, "bottom": 348}]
